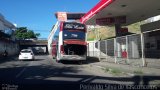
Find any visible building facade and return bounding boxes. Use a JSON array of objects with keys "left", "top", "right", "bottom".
[{"left": 0, "top": 13, "right": 19, "bottom": 57}]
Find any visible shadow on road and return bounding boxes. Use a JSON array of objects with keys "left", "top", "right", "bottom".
[
  {"left": 0, "top": 56, "right": 17, "bottom": 64},
  {"left": 60, "top": 60, "right": 82, "bottom": 65},
  {"left": 34, "top": 53, "right": 49, "bottom": 56},
  {"left": 0, "top": 63, "right": 160, "bottom": 90},
  {"left": 86, "top": 56, "right": 100, "bottom": 64},
  {"left": 20, "top": 59, "right": 45, "bottom": 61}
]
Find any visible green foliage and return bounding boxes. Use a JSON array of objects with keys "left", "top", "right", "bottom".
[
  {"left": 127, "top": 21, "right": 144, "bottom": 34},
  {"left": 87, "top": 38, "right": 95, "bottom": 41},
  {"left": 15, "top": 27, "right": 40, "bottom": 39},
  {"left": 102, "top": 67, "right": 122, "bottom": 76},
  {"left": 87, "top": 21, "right": 144, "bottom": 40},
  {"left": 35, "top": 33, "right": 40, "bottom": 37}
]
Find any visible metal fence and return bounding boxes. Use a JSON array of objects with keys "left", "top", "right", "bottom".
[
  {"left": 87, "top": 41, "right": 100, "bottom": 57},
  {"left": 87, "top": 29, "right": 160, "bottom": 68}
]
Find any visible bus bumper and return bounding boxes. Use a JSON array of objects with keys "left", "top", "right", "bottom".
[{"left": 60, "top": 55, "right": 86, "bottom": 60}]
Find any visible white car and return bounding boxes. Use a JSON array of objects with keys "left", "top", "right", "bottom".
[{"left": 19, "top": 49, "right": 35, "bottom": 60}]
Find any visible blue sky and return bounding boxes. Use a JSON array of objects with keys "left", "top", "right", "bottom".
[{"left": 0, "top": 0, "right": 99, "bottom": 38}]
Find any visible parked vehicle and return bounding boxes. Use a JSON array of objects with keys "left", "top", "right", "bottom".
[
  {"left": 18, "top": 49, "right": 35, "bottom": 60},
  {"left": 52, "top": 21, "right": 87, "bottom": 63}
]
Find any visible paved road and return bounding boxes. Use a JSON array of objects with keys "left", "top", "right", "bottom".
[
  {"left": 0, "top": 55, "right": 159, "bottom": 90},
  {"left": 0, "top": 55, "right": 102, "bottom": 90}
]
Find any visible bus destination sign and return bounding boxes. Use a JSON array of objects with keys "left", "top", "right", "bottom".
[{"left": 63, "top": 23, "right": 85, "bottom": 30}]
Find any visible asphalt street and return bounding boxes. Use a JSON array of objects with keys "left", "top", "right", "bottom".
[
  {"left": 0, "top": 55, "right": 103, "bottom": 90},
  {"left": 0, "top": 55, "right": 159, "bottom": 90}
]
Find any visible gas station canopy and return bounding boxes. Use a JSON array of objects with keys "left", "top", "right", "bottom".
[{"left": 80, "top": 0, "right": 160, "bottom": 25}]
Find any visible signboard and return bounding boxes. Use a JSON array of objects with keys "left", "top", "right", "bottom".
[
  {"left": 120, "top": 28, "right": 128, "bottom": 33},
  {"left": 63, "top": 22, "right": 85, "bottom": 30},
  {"left": 96, "top": 16, "right": 126, "bottom": 25},
  {"left": 80, "top": 0, "right": 113, "bottom": 23},
  {"left": 96, "top": 17, "right": 114, "bottom": 25},
  {"left": 117, "top": 28, "right": 128, "bottom": 36},
  {"left": 57, "top": 12, "right": 67, "bottom": 21}
]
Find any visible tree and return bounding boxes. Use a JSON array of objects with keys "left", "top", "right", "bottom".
[
  {"left": 15, "top": 27, "right": 40, "bottom": 39},
  {"left": 35, "top": 33, "right": 40, "bottom": 37}
]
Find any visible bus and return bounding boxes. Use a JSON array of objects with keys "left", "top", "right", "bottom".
[{"left": 52, "top": 21, "right": 87, "bottom": 63}]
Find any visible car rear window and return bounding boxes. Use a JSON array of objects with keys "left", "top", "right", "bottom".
[{"left": 21, "top": 51, "right": 31, "bottom": 53}]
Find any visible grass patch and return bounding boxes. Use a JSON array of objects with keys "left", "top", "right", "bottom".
[
  {"left": 102, "top": 68, "right": 109, "bottom": 72},
  {"left": 102, "top": 67, "right": 122, "bottom": 76},
  {"left": 110, "top": 68, "right": 121, "bottom": 75},
  {"left": 133, "top": 70, "right": 143, "bottom": 75}
]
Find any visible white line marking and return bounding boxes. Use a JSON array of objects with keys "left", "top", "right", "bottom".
[
  {"left": 16, "top": 61, "right": 33, "bottom": 78},
  {"left": 16, "top": 68, "right": 26, "bottom": 78},
  {"left": 82, "top": 76, "right": 96, "bottom": 82}
]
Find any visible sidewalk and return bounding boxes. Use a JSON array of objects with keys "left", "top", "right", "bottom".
[{"left": 89, "top": 60, "right": 160, "bottom": 76}]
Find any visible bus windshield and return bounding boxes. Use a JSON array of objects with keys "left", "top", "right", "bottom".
[
  {"left": 63, "top": 30, "right": 85, "bottom": 40},
  {"left": 63, "top": 22, "right": 86, "bottom": 40}
]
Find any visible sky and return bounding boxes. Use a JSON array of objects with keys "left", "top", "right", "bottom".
[{"left": 0, "top": 0, "right": 99, "bottom": 39}]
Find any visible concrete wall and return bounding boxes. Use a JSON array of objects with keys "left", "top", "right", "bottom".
[{"left": 0, "top": 41, "right": 19, "bottom": 57}]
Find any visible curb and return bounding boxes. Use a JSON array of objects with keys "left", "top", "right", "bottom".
[
  {"left": 90, "top": 61, "right": 160, "bottom": 76},
  {"left": 90, "top": 63, "right": 135, "bottom": 76}
]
